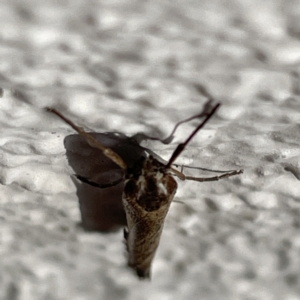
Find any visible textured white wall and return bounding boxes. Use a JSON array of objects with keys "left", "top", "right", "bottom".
[{"left": 0, "top": 0, "right": 300, "bottom": 299}]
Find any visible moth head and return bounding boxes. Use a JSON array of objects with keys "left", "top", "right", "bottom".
[{"left": 123, "top": 156, "right": 177, "bottom": 212}]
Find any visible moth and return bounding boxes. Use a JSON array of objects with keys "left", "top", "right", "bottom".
[{"left": 47, "top": 101, "right": 242, "bottom": 279}]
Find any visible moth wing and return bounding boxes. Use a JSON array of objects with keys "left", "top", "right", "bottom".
[{"left": 63, "top": 132, "right": 150, "bottom": 232}]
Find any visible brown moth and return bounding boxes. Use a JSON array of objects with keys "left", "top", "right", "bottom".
[{"left": 47, "top": 102, "right": 242, "bottom": 279}]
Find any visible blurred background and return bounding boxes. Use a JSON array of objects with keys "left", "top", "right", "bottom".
[{"left": 1, "top": 0, "right": 300, "bottom": 299}]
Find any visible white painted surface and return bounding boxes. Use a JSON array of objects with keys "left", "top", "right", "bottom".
[{"left": 0, "top": 1, "right": 300, "bottom": 299}]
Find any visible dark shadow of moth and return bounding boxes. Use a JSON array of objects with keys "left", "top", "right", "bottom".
[
  {"left": 47, "top": 100, "right": 243, "bottom": 279},
  {"left": 63, "top": 132, "right": 144, "bottom": 232}
]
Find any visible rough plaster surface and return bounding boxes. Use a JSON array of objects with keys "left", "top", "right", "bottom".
[{"left": 1, "top": 0, "right": 300, "bottom": 299}]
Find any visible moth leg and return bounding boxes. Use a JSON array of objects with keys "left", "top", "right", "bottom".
[
  {"left": 170, "top": 166, "right": 186, "bottom": 180},
  {"left": 185, "top": 169, "right": 243, "bottom": 182},
  {"left": 173, "top": 163, "right": 241, "bottom": 174},
  {"left": 123, "top": 228, "right": 129, "bottom": 240},
  {"left": 166, "top": 103, "right": 220, "bottom": 168},
  {"left": 47, "top": 107, "right": 127, "bottom": 170},
  {"left": 75, "top": 175, "right": 123, "bottom": 188},
  {"left": 172, "top": 169, "right": 243, "bottom": 182}
]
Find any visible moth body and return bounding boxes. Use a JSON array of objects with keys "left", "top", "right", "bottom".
[
  {"left": 47, "top": 100, "right": 243, "bottom": 280},
  {"left": 122, "top": 156, "right": 177, "bottom": 278}
]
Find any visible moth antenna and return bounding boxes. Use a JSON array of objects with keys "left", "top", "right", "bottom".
[
  {"left": 194, "top": 83, "right": 215, "bottom": 102},
  {"left": 132, "top": 99, "right": 214, "bottom": 145},
  {"left": 159, "top": 99, "right": 213, "bottom": 144},
  {"left": 46, "top": 107, "right": 127, "bottom": 170},
  {"left": 75, "top": 175, "right": 123, "bottom": 188},
  {"left": 166, "top": 103, "right": 220, "bottom": 168}
]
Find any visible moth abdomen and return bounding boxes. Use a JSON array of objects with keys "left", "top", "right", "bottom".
[
  {"left": 122, "top": 155, "right": 178, "bottom": 278},
  {"left": 135, "top": 267, "right": 150, "bottom": 279}
]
